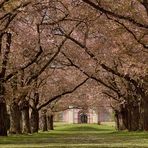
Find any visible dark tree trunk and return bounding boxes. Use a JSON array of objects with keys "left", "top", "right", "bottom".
[
  {"left": 0, "top": 80, "right": 8, "bottom": 136},
  {"left": 139, "top": 100, "right": 144, "bottom": 131},
  {"left": 6, "top": 114, "right": 10, "bottom": 132},
  {"left": 118, "top": 114, "right": 126, "bottom": 130},
  {"left": 121, "top": 105, "right": 128, "bottom": 130},
  {"left": 0, "top": 31, "right": 12, "bottom": 136},
  {"left": 30, "top": 92, "right": 39, "bottom": 133},
  {"left": 48, "top": 114, "right": 54, "bottom": 130},
  {"left": 141, "top": 95, "right": 148, "bottom": 131},
  {"left": 114, "top": 109, "right": 126, "bottom": 130},
  {"left": 114, "top": 110, "right": 120, "bottom": 130},
  {"left": 42, "top": 110, "right": 48, "bottom": 132},
  {"left": 31, "top": 109, "right": 39, "bottom": 133},
  {"left": 0, "top": 102, "right": 8, "bottom": 136},
  {"left": 133, "top": 106, "right": 140, "bottom": 131},
  {"left": 22, "top": 109, "right": 31, "bottom": 134},
  {"left": 21, "top": 100, "right": 31, "bottom": 134},
  {"left": 117, "top": 104, "right": 128, "bottom": 130},
  {"left": 10, "top": 102, "right": 21, "bottom": 134},
  {"left": 127, "top": 105, "right": 132, "bottom": 131},
  {"left": 128, "top": 104, "right": 139, "bottom": 131}
]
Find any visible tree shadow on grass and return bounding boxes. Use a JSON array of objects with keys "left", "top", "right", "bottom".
[
  {"left": 3, "top": 125, "right": 148, "bottom": 146},
  {"left": 1, "top": 130, "right": 148, "bottom": 147},
  {"left": 58, "top": 126, "right": 112, "bottom": 131},
  {"left": 55, "top": 124, "right": 115, "bottom": 132}
]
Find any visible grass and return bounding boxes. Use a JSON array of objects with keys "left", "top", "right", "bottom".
[{"left": 0, "top": 122, "right": 148, "bottom": 147}]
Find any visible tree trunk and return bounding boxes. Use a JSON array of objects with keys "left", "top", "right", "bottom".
[
  {"left": 117, "top": 104, "right": 127, "bottom": 130},
  {"left": 114, "top": 109, "right": 126, "bottom": 130},
  {"left": 0, "top": 80, "right": 8, "bottom": 136},
  {"left": 141, "top": 95, "right": 148, "bottom": 131},
  {"left": 42, "top": 110, "right": 48, "bottom": 132},
  {"left": 21, "top": 100, "right": 31, "bottom": 134},
  {"left": 121, "top": 105, "right": 128, "bottom": 130},
  {"left": 118, "top": 114, "right": 126, "bottom": 130},
  {"left": 10, "top": 102, "right": 21, "bottom": 134},
  {"left": 0, "top": 31, "right": 12, "bottom": 136},
  {"left": 0, "top": 102, "right": 8, "bottom": 136},
  {"left": 139, "top": 99, "right": 144, "bottom": 130},
  {"left": 48, "top": 114, "right": 54, "bottom": 130},
  {"left": 128, "top": 104, "right": 139, "bottom": 131},
  {"left": 31, "top": 109, "right": 39, "bottom": 133},
  {"left": 114, "top": 110, "right": 120, "bottom": 130}
]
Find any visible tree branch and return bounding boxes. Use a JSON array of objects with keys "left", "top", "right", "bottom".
[
  {"left": 82, "top": 0, "right": 148, "bottom": 29},
  {"left": 37, "top": 77, "right": 89, "bottom": 110},
  {"left": 0, "top": 32, "right": 11, "bottom": 79}
]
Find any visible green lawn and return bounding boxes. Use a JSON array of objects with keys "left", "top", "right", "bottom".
[{"left": 1, "top": 123, "right": 148, "bottom": 147}]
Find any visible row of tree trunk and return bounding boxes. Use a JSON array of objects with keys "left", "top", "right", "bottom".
[
  {"left": 115, "top": 95, "right": 148, "bottom": 131},
  {"left": 9, "top": 101, "right": 54, "bottom": 135}
]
